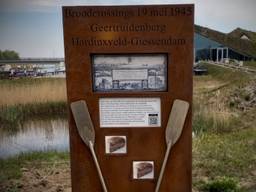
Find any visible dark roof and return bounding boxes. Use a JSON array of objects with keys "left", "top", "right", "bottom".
[
  {"left": 228, "top": 28, "right": 256, "bottom": 43},
  {"left": 195, "top": 25, "right": 256, "bottom": 58}
]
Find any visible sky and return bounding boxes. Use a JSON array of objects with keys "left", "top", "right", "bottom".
[{"left": 0, "top": 0, "right": 255, "bottom": 58}]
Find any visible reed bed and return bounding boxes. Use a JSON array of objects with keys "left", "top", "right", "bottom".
[
  {"left": 192, "top": 64, "right": 245, "bottom": 134},
  {"left": 193, "top": 99, "right": 238, "bottom": 134},
  {"left": 0, "top": 78, "right": 67, "bottom": 106},
  {"left": 0, "top": 101, "right": 67, "bottom": 131},
  {"left": 0, "top": 78, "right": 68, "bottom": 131}
]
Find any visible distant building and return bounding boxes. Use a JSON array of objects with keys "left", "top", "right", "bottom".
[
  {"left": 0, "top": 64, "right": 11, "bottom": 72},
  {"left": 195, "top": 25, "right": 256, "bottom": 62},
  {"left": 0, "top": 58, "right": 65, "bottom": 78}
]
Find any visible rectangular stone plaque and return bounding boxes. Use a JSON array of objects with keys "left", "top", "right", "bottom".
[
  {"left": 63, "top": 4, "right": 193, "bottom": 192},
  {"left": 99, "top": 98, "right": 161, "bottom": 127}
]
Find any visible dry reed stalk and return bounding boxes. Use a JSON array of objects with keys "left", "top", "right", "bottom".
[
  {"left": 0, "top": 79, "right": 67, "bottom": 106},
  {"left": 194, "top": 77, "right": 224, "bottom": 93}
]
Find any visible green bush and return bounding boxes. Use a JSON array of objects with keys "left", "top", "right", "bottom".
[{"left": 201, "top": 177, "right": 240, "bottom": 192}]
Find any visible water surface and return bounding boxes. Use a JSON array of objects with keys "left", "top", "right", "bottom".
[{"left": 0, "top": 119, "right": 69, "bottom": 159}]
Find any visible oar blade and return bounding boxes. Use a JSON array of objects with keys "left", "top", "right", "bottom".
[
  {"left": 71, "top": 100, "right": 95, "bottom": 147},
  {"left": 165, "top": 99, "right": 189, "bottom": 146}
]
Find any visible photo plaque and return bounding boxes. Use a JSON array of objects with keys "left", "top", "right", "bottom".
[
  {"left": 105, "top": 136, "right": 127, "bottom": 154},
  {"left": 92, "top": 54, "right": 167, "bottom": 92},
  {"left": 133, "top": 161, "right": 154, "bottom": 179}
]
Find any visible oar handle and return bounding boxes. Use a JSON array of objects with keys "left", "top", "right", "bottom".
[
  {"left": 155, "top": 141, "right": 172, "bottom": 192},
  {"left": 89, "top": 141, "right": 108, "bottom": 192}
]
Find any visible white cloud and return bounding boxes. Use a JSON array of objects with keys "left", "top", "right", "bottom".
[
  {"left": 0, "top": 0, "right": 255, "bottom": 57},
  {"left": 1, "top": 0, "right": 255, "bottom": 31},
  {"left": 31, "top": 0, "right": 61, "bottom": 7}
]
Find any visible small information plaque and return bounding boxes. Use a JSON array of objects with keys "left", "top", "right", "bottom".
[{"left": 99, "top": 98, "right": 161, "bottom": 127}]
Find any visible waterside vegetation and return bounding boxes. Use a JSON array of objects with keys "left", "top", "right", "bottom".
[
  {"left": 0, "top": 78, "right": 67, "bottom": 131},
  {"left": 0, "top": 64, "right": 256, "bottom": 191},
  {"left": 0, "top": 78, "right": 67, "bottom": 106},
  {"left": 193, "top": 63, "right": 256, "bottom": 191},
  {"left": 0, "top": 102, "right": 67, "bottom": 131}
]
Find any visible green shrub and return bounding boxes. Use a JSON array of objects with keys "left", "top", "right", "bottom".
[{"left": 201, "top": 177, "right": 240, "bottom": 192}]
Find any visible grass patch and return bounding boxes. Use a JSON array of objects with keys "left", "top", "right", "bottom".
[
  {"left": 0, "top": 102, "right": 67, "bottom": 131},
  {"left": 199, "top": 63, "right": 252, "bottom": 83},
  {"left": 193, "top": 63, "right": 255, "bottom": 134},
  {"left": 193, "top": 65, "right": 256, "bottom": 191},
  {"left": 0, "top": 151, "right": 69, "bottom": 183},
  {"left": 193, "top": 128, "right": 256, "bottom": 180},
  {"left": 244, "top": 61, "right": 256, "bottom": 69},
  {"left": 192, "top": 112, "right": 239, "bottom": 134}
]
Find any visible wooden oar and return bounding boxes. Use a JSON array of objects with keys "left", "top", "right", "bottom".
[
  {"left": 71, "top": 100, "right": 108, "bottom": 192},
  {"left": 155, "top": 99, "right": 189, "bottom": 192}
]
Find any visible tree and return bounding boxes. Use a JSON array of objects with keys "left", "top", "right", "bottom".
[
  {"left": 0, "top": 49, "right": 20, "bottom": 60},
  {"left": 0, "top": 50, "right": 3, "bottom": 60}
]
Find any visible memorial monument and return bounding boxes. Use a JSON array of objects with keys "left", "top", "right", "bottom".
[{"left": 63, "top": 4, "right": 194, "bottom": 192}]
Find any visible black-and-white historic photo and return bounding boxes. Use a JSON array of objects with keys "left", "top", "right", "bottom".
[{"left": 92, "top": 54, "right": 167, "bottom": 92}]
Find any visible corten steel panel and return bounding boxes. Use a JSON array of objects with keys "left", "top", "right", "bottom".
[{"left": 63, "top": 5, "right": 194, "bottom": 192}]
